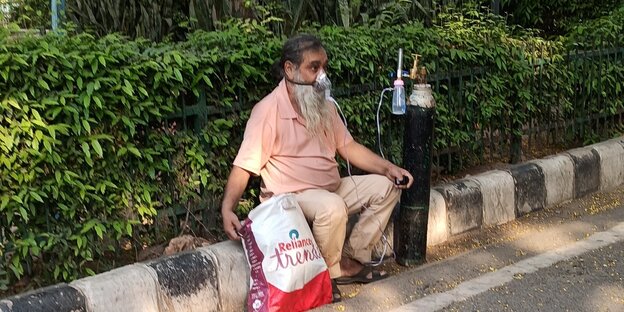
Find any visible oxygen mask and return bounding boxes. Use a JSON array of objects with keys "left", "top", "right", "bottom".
[
  {"left": 287, "top": 70, "right": 332, "bottom": 98},
  {"left": 313, "top": 71, "right": 332, "bottom": 93}
]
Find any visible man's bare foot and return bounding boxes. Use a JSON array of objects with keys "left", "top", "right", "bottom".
[{"left": 339, "top": 257, "right": 364, "bottom": 277}]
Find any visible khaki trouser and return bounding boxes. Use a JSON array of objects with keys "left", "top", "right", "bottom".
[{"left": 295, "top": 174, "right": 400, "bottom": 279}]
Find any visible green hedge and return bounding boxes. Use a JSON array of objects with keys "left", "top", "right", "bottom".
[
  {"left": 500, "top": 0, "right": 623, "bottom": 36},
  {"left": 1, "top": 8, "right": 624, "bottom": 292},
  {"left": 0, "top": 31, "right": 213, "bottom": 288},
  {"left": 563, "top": 5, "right": 624, "bottom": 49}
]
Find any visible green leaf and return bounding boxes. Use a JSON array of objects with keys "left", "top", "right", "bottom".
[
  {"left": 112, "top": 222, "right": 122, "bottom": 234},
  {"left": 128, "top": 146, "right": 142, "bottom": 158},
  {"left": 143, "top": 189, "right": 151, "bottom": 202},
  {"left": 29, "top": 191, "right": 44, "bottom": 203},
  {"left": 174, "top": 68, "right": 183, "bottom": 82},
  {"left": 81, "top": 219, "right": 97, "bottom": 234},
  {"left": 87, "top": 82, "right": 94, "bottom": 96},
  {"left": 38, "top": 79, "right": 50, "bottom": 91},
  {"left": 19, "top": 207, "right": 29, "bottom": 222},
  {"left": 4, "top": 98, "right": 21, "bottom": 110},
  {"left": 92, "top": 140, "right": 103, "bottom": 157},
  {"left": 81, "top": 142, "right": 91, "bottom": 159},
  {"left": 12, "top": 55, "right": 28, "bottom": 66},
  {"left": 32, "top": 109, "right": 42, "bottom": 120},
  {"left": 43, "top": 139, "right": 52, "bottom": 154},
  {"left": 122, "top": 85, "right": 134, "bottom": 96},
  {"left": 173, "top": 52, "right": 182, "bottom": 65},
  {"left": 93, "top": 96, "right": 102, "bottom": 108},
  {"left": 54, "top": 266, "right": 60, "bottom": 279},
  {"left": 138, "top": 86, "right": 149, "bottom": 97},
  {"left": 11, "top": 195, "right": 23, "bottom": 204},
  {"left": 121, "top": 116, "right": 133, "bottom": 128},
  {"left": 2, "top": 134, "right": 14, "bottom": 150},
  {"left": 0, "top": 196, "right": 8, "bottom": 211},
  {"left": 94, "top": 225, "right": 103, "bottom": 239},
  {"left": 48, "top": 127, "right": 56, "bottom": 140},
  {"left": 202, "top": 75, "right": 213, "bottom": 88},
  {"left": 83, "top": 95, "right": 91, "bottom": 108},
  {"left": 32, "top": 119, "right": 46, "bottom": 127},
  {"left": 82, "top": 120, "right": 91, "bottom": 133},
  {"left": 117, "top": 147, "right": 127, "bottom": 156}
]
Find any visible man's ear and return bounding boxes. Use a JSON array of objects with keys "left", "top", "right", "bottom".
[{"left": 284, "top": 60, "right": 295, "bottom": 79}]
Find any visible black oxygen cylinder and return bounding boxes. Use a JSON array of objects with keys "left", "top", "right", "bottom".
[{"left": 395, "top": 84, "right": 435, "bottom": 266}]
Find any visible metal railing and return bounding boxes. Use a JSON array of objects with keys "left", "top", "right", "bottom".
[{"left": 427, "top": 46, "right": 624, "bottom": 177}]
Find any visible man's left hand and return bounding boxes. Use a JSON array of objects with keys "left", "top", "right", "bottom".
[{"left": 385, "top": 165, "right": 413, "bottom": 189}]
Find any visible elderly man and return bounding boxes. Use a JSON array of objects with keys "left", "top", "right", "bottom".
[{"left": 220, "top": 34, "right": 413, "bottom": 301}]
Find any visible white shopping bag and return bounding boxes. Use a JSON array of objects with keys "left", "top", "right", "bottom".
[{"left": 239, "top": 193, "right": 332, "bottom": 312}]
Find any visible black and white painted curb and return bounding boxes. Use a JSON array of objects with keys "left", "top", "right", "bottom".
[
  {"left": 0, "top": 243, "right": 248, "bottom": 312},
  {"left": 1, "top": 136, "right": 622, "bottom": 312},
  {"left": 430, "top": 136, "right": 624, "bottom": 243}
]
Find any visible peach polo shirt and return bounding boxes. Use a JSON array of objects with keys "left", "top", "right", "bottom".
[{"left": 233, "top": 79, "right": 354, "bottom": 198}]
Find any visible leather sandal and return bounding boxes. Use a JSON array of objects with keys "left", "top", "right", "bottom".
[
  {"left": 331, "top": 279, "right": 342, "bottom": 303},
  {"left": 335, "top": 265, "right": 388, "bottom": 285}
]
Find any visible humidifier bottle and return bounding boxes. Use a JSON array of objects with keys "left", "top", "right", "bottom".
[
  {"left": 392, "top": 48, "right": 406, "bottom": 115},
  {"left": 392, "top": 79, "right": 406, "bottom": 115}
]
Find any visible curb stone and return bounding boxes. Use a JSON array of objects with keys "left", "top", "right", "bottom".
[
  {"left": 471, "top": 170, "right": 515, "bottom": 226},
  {"left": 2, "top": 136, "right": 623, "bottom": 312},
  {"left": 434, "top": 179, "right": 483, "bottom": 236},
  {"left": 197, "top": 241, "right": 249, "bottom": 312},
  {"left": 529, "top": 155, "right": 574, "bottom": 207},
  {"left": 0, "top": 284, "right": 87, "bottom": 312},
  {"left": 508, "top": 162, "right": 547, "bottom": 217},
  {"left": 146, "top": 250, "right": 219, "bottom": 312},
  {"left": 71, "top": 263, "right": 161, "bottom": 312},
  {"left": 567, "top": 146, "right": 601, "bottom": 198}
]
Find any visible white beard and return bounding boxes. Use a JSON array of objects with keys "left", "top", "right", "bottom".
[{"left": 293, "top": 74, "right": 333, "bottom": 139}]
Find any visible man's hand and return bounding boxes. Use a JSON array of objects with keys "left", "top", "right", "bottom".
[
  {"left": 222, "top": 210, "right": 242, "bottom": 241},
  {"left": 385, "top": 164, "right": 414, "bottom": 189},
  {"left": 220, "top": 166, "right": 251, "bottom": 241}
]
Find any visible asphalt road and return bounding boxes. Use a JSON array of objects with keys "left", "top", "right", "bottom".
[
  {"left": 314, "top": 185, "right": 624, "bottom": 312},
  {"left": 442, "top": 241, "right": 624, "bottom": 312}
]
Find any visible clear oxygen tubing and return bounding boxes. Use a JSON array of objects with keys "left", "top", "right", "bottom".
[
  {"left": 329, "top": 95, "right": 393, "bottom": 266},
  {"left": 376, "top": 87, "right": 394, "bottom": 160}
]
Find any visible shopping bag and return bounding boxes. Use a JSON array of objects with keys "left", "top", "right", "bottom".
[{"left": 239, "top": 193, "right": 332, "bottom": 312}]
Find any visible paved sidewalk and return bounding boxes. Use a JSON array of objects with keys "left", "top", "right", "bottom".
[{"left": 315, "top": 185, "right": 624, "bottom": 312}]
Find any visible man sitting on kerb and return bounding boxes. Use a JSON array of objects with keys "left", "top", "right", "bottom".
[{"left": 220, "top": 33, "right": 413, "bottom": 302}]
